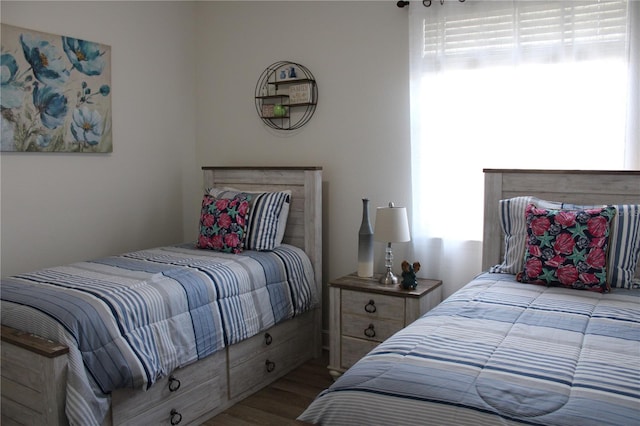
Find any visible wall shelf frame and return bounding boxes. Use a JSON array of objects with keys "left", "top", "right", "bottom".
[{"left": 255, "top": 61, "right": 318, "bottom": 131}]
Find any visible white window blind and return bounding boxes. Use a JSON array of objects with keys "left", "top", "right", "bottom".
[{"left": 422, "top": 1, "right": 629, "bottom": 69}]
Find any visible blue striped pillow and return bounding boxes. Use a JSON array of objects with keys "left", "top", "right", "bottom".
[
  {"left": 244, "top": 191, "right": 291, "bottom": 251},
  {"left": 207, "top": 188, "right": 291, "bottom": 251},
  {"left": 608, "top": 204, "right": 640, "bottom": 289},
  {"left": 490, "top": 196, "right": 563, "bottom": 274}
]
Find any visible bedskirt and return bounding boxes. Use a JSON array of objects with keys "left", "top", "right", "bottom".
[
  {"left": 1, "top": 243, "right": 317, "bottom": 426},
  {"left": 299, "top": 272, "right": 639, "bottom": 426}
]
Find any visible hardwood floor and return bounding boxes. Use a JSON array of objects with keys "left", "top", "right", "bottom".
[{"left": 201, "top": 351, "right": 332, "bottom": 425}]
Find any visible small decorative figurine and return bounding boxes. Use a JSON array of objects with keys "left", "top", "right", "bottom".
[{"left": 401, "top": 260, "right": 421, "bottom": 290}]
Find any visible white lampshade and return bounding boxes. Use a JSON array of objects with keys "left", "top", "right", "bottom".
[{"left": 374, "top": 204, "right": 410, "bottom": 243}]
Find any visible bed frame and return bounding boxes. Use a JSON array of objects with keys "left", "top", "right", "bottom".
[
  {"left": 482, "top": 168, "right": 640, "bottom": 272},
  {"left": 299, "top": 168, "right": 639, "bottom": 426},
  {"left": 1, "top": 166, "right": 323, "bottom": 426}
]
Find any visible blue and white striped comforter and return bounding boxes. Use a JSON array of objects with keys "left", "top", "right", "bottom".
[
  {"left": 300, "top": 273, "right": 639, "bottom": 426},
  {"left": 1, "top": 243, "right": 316, "bottom": 426}
]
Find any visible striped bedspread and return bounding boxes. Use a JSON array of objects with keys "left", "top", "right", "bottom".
[
  {"left": 1, "top": 243, "right": 316, "bottom": 425},
  {"left": 300, "top": 273, "right": 639, "bottom": 426}
]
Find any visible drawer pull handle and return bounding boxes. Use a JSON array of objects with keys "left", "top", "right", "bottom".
[
  {"left": 365, "top": 299, "right": 377, "bottom": 313},
  {"left": 170, "top": 409, "right": 182, "bottom": 425},
  {"left": 265, "top": 332, "right": 273, "bottom": 345},
  {"left": 364, "top": 324, "right": 376, "bottom": 338},
  {"left": 168, "top": 375, "right": 181, "bottom": 392},
  {"left": 266, "top": 359, "right": 276, "bottom": 373}
]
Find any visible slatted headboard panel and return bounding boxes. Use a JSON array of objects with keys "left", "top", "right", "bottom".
[
  {"left": 201, "top": 166, "right": 323, "bottom": 299},
  {"left": 482, "top": 169, "right": 640, "bottom": 271}
]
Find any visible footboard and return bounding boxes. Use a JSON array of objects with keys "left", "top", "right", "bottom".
[{"left": 1, "top": 325, "right": 69, "bottom": 426}]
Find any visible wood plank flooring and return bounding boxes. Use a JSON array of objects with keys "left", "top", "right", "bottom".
[{"left": 201, "top": 351, "right": 331, "bottom": 425}]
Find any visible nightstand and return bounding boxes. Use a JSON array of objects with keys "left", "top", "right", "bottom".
[{"left": 328, "top": 273, "right": 443, "bottom": 380}]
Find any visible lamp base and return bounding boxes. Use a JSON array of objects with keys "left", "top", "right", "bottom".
[{"left": 379, "top": 268, "right": 398, "bottom": 286}]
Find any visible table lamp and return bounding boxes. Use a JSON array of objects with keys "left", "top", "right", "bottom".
[{"left": 374, "top": 202, "right": 410, "bottom": 285}]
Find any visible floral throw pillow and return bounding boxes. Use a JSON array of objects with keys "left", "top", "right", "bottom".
[
  {"left": 518, "top": 204, "right": 616, "bottom": 292},
  {"left": 196, "top": 193, "right": 249, "bottom": 253}
]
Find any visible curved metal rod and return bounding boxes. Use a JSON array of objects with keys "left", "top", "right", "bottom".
[{"left": 397, "top": 0, "right": 466, "bottom": 7}]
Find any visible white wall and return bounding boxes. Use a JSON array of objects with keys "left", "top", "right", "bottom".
[
  {"left": 191, "top": 1, "right": 416, "bottom": 335},
  {"left": 2, "top": 1, "right": 440, "bottom": 337},
  {"left": 193, "top": 1, "right": 414, "bottom": 288},
  {"left": 0, "top": 1, "right": 199, "bottom": 276}
]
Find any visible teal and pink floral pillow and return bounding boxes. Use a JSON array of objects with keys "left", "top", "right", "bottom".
[
  {"left": 196, "top": 193, "right": 250, "bottom": 253},
  {"left": 518, "top": 204, "right": 616, "bottom": 292}
]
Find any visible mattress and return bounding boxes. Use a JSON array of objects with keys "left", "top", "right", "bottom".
[
  {"left": 299, "top": 272, "right": 639, "bottom": 426},
  {"left": 1, "top": 243, "right": 317, "bottom": 425}
]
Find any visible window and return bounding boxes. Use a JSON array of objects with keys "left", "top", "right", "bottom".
[{"left": 409, "top": 0, "right": 638, "bottom": 293}]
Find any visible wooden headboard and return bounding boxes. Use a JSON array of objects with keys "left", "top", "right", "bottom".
[
  {"left": 482, "top": 169, "right": 640, "bottom": 271},
  {"left": 201, "top": 166, "right": 323, "bottom": 307}
]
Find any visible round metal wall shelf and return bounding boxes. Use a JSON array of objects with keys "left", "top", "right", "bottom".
[{"left": 255, "top": 61, "right": 318, "bottom": 131}]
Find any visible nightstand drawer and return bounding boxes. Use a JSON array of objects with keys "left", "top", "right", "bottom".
[
  {"left": 341, "top": 312, "right": 403, "bottom": 342},
  {"left": 342, "top": 289, "right": 404, "bottom": 319},
  {"left": 341, "top": 336, "right": 379, "bottom": 368}
]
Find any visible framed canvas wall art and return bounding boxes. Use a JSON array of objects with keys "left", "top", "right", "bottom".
[{"left": 1, "top": 24, "right": 112, "bottom": 153}]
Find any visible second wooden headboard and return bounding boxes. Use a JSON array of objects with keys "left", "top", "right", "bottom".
[{"left": 482, "top": 169, "right": 640, "bottom": 271}]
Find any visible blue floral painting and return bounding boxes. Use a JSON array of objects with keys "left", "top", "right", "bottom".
[{"left": 1, "top": 24, "right": 111, "bottom": 153}]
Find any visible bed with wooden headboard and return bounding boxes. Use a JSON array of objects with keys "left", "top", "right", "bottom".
[
  {"left": 1, "top": 166, "right": 323, "bottom": 426},
  {"left": 300, "top": 169, "right": 639, "bottom": 426}
]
